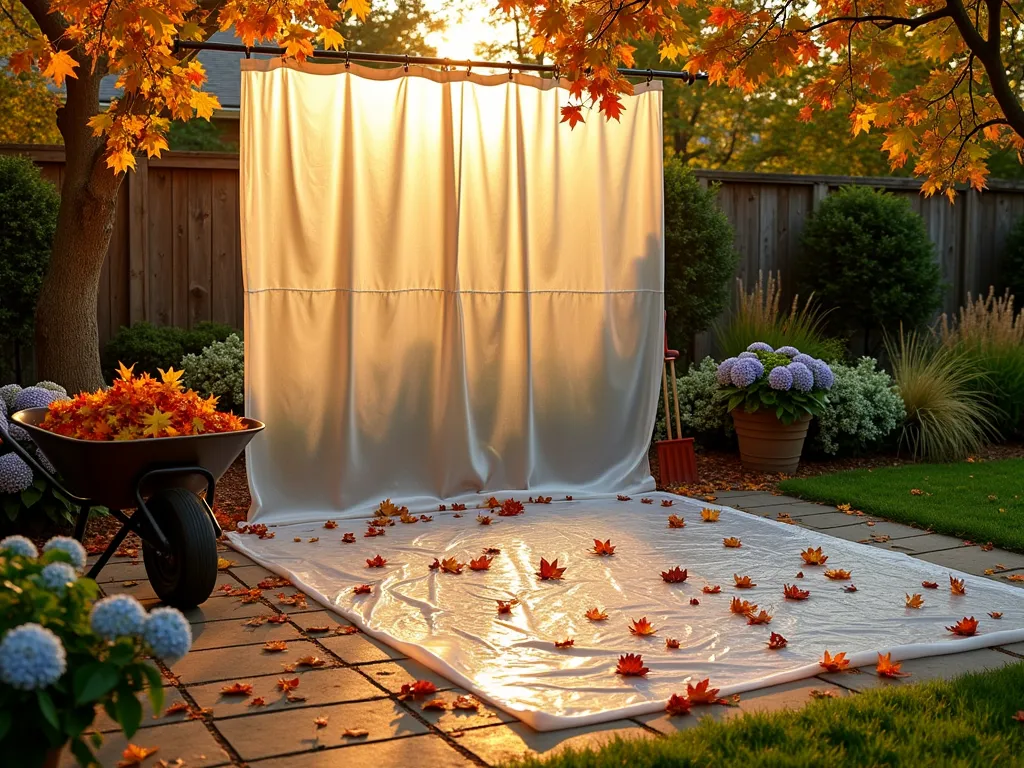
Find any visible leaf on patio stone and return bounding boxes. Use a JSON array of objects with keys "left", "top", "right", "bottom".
[
  {"left": 337, "top": 625, "right": 360, "bottom": 634},
  {"left": 809, "top": 689, "right": 837, "bottom": 699},
  {"left": 1007, "top": 574, "right": 1024, "bottom": 582},
  {"left": 248, "top": 697, "right": 268, "bottom": 707},
  {"left": 665, "top": 693, "right": 691, "bottom": 716},
  {"left": 306, "top": 625, "right": 332, "bottom": 633},
  {"left": 398, "top": 680, "right": 438, "bottom": 700},
  {"left": 220, "top": 682, "right": 254, "bottom": 696},
  {"left": 314, "top": 716, "right": 329, "bottom": 728},
  {"left": 162, "top": 701, "right": 190, "bottom": 717},
  {"left": 186, "top": 707, "right": 212, "bottom": 720},
  {"left": 277, "top": 677, "right": 300, "bottom": 692},
  {"left": 122, "top": 580, "right": 138, "bottom": 587},
  {"left": 240, "top": 588, "right": 263, "bottom": 603},
  {"left": 263, "top": 641, "right": 288, "bottom": 652},
  {"left": 294, "top": 655, "right": 327, "bottom": 668},
  {"left": 452, "top": 695, "right": 480, "bottom": 710},
  {"left": 258, "top": 577, "right": 292, "bottom": 589},
  {"left": 876, "top": 653, "right": 910, "bottom": 678},
  {"left": 342, "top": 728, "right": 369, "bottom": 738},
  {"left": 422, "top": 698, "right": 449, "bottom": 710},
  {"left": 268, "top": 614, "right": 289, "bottom": 623},
  {"left": 117, "top": 745, "right": 158, "bottom": 766},
  {"left": 243, "top": 616, "right": 267, "bottom": 629}
]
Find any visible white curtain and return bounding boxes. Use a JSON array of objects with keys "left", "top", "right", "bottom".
[{"left": 240, "top": 59, "right": 664, "bottom": 524}]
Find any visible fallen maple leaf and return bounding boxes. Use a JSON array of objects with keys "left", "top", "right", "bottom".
[
  {"left": 535, "top": 496, "right": 552, "bottom": 504},
  {"left": 910, "top": 488, "right": 924, "bottom": 496},
  {"left": 469, "top": 555, "right": 492, "bottom": 571},
  {"left": 477, "top": 514, "right": 492, "bottom": 525},
  {"left": 342, "top": 533, "right": 356, "bottom": 543},
  {"left": 723, "top": 537, "right": 742, "bottom": 548},
  {"left": 555, "top": 638, "right": 575, "bottom": 649},
  {"left": 257, "top": 577, "right": 292, "bottom": 589},
  {"left": 422, "top": 698, "right": 449, "bottom": 710},
  {"left": 700, "top": 508, "right": 720, "bottom": 522},
  {"left": 876, "top": 653, "right": 910, "bottom": 678},
  {"left": 398, "top": 680, "right": 438, "bottom": 700},
  {"left": 810, "top": 689, "right": 837, "bottom": 699},
  {"left": 946, "top": 616, "right": 979, "bottom": 636},
  {"left": 440, "top": 557, "right": 465, "bottom": 574},
  {"left": 591, "top": 539, "right": 616, "bottom": 555},
  {"left": 485, "top": 497, "right": 501, "bottom": 509},
  {"left": 118, "top": 745, "right": 158, "bottom": 767},
  {"left": 366, "top": 555, "right": 387, "bottom": 568},
  {"left": 922, "top": 581, "right": 939, "bottom": 589},
  {"left": 950, "top": 575, "right": 967, "bottom": 595},
  {"left": 629, "top": 617, "right": 657, "bottom": 636},
  {"left": 690, "top": 597, "right": 700, "bottom": 606},
  {"left": 905, "top": 593, "right": 924, "bottom": 609},
  {"left": 1006, "top": 574, "right": 1024, "bottom": 582},
  {"left": 294, "top": 655, "right": 327, "bottom": 668},
  {"left": 451, "top": 503, "right": 467, "bottom": 511},
  {"left": 263, "top": 641, "right": 288, "bottom": 652},
  {"left": 819, "top": 651, "right": 849, "bottom": 672},
  {"left": 342, "top": 728, "right": 369, "bottom": 738},
  {"left": 617, "top": 495, "right": 631, "bottom": 501},
  {"left": 364, "top": 527, "right": 384, "bottom": 538},
  {"left": 537, "top": 558, "right": 566, "bottom": 580},
  {"left": 747, "top": 609, "right": 773, "bottom": 625},
  {"left": 800, "top": 547, "right": 828, "bottom": 565},
  {"left": 585, "top": 607, "right": 608, "bottom": 621},
  {"left": 248, "top": 697, "right": 268, "bottom": 707},
  {"left": 661, "top": 499, "right": 675, "bottom": 507},
  {"left": 453, "top": 695, "right": 480, "bottom": 710},
  {"left": 824, "top": 569, "right": 851, "bottom": 580},
  {"left": 324, "top": 520, "right": 338, "bottom": 529},
  {"left": 314, "top": 715, "right": 329, "bottom": 728},
  {"left": 989, "top": 611, "right": 1003, "bottom": 619},
  {"left": 268, "top": 614, "right": 289, "bottom": 624},
  {"left": 307, "top": 537, "right": 320, "bottom": 543},
  {"left": 162, "top": 701, "right": 190, "bottom": 717},
  {"left": 185, "top": 706, "right": 212, "bottom": 721},
  {"left": 734, "top": 574, "right": 756, "bottom": 589},
  {"left": 220, "top": 682, "right": 254, "bottom": 696},
  {"left": 496, "top": 598, "right": 519, "bottom": 614},
  {"left": 353, "top": 584, "right": 372, "bottom": 595},
  {"left": 336, "top": 626, "right": 360, "bottom": 634},
  {"left": 795, "top": 571, "right": 804, "bottom": 578},
  {"left": 783, "top": 584, "right": 809, "bottom": 600},
  {"left": 378, "top": 499, "right": 401, "bottom": 516},
  {"left": 306, "top": 625, "right": 331, "bottom": 633},
  {"left": 667, "top": 514, "right": 686, "bottom": 528},
  {"left": 565, "top": 496, "right": 573, "bottom": 501},
  {"left": 687, "top": 678, "right": 721, "bottom": 704},
  {"left": 278, "top": 677, "right": 300, "bottom": 692},
  {"left": 398, "top": 511, "right": 419, "bottom": 524},
  {"left": 843, "top": 584, "right": 859, "bottom": 593},
  {"left": 217, "top": 558, "right": 235, "bottom": 570},
  {"left": 662, "top": 566, "right": 688, "bottom": 583},
  {"left": 767, "top": 632, "right": 788, "bottom": 649},
  {"left": 641, "top": 498, "right": 653, "bottom": 504},
  {"left": 665, "top": 638, "right": 680, "bottom": 649},
  {"left": 665, "top": 693, "right": 691, "bottom": 716},
  {"left": 730, "top": 597, "right": 757, "bottom": 615},
  {"left": 702, "top": 584, "right": 722, "bottom": 594},
  {"left": 615, "top": 653, "right": 649, "bottom": 676},
  {"left": 498, "top": 499, "right": 524, "bottom": 516},
  {"left": 438, "top": 504, "right": 447, "bottom": 511}
]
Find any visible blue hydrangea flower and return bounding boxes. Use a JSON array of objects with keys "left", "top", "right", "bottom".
[
  {"left": 737, "top": 351, "right": 758, "bottom": 359},
  {"left": 0, "top": 535, "right": 38, "bottom": 559},
  {"left": 0, "top": 454, "right": 34, "bottom": 495},
  {"left": 776, "top": 346, "right": 800, "bottom": 358},
  {"left": 792, "top": 353, "right": 815, "bottom": 367},
  {"left": 39, "top": 562, "right": 78, "bottom": 595},
  {"left": 43, "top": 536, "right": 88, "bottom": 572},
  {"left": 143, "top": 608, "right": 192, "bottom": 663},
  {"left": 788, "top": 362, "right": 814, "bottom": 392},
  {"left": 12, "top": 386, "right": 62, "bottom": 413},
  {"left": 90, "top": 594, "right": 147, "bottom": 640},
  {"left": 0, "top": 397, "right": 6, "bottom": 419},
  {"left": 767, "top": 366, "right": 793, "bottom": 391},
  {"left": 746, "top": 342, "right": 774, "bottom": 353},
  {"left": 0, "top": 623, "right": 67, "bottom": 690},
  {"left": 730, "top": 357, "right": 765, "bottom": 388},
  {"left": 715, "top": 358, "right": 738, "bottom": 386},
  {"left": 0, "top": 384, "right": 21, "bottom": 413},
  {"left": 36, "top": 448, "right": 56, "bottom": 475},
  {"left": 34, "top": 381, "right": 68, "bottom": 397},
  {"left": 808, "top": 359, "right": 835, "bottom": 390}
]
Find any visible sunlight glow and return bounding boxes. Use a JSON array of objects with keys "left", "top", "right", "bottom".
[{"left": 424, "top": 3, "right": 503, "bottom": 62}]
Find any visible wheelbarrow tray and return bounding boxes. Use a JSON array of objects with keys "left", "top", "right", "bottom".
[{"left": 12, "top": 408, "right": 264, "bottom": 511}]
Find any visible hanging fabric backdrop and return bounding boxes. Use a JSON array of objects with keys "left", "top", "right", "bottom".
[{"left": 241, "top": 59, "right": 665, "bottom": 524}]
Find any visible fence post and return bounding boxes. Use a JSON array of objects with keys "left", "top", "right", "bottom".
[
  {"left": 811, "top": 182, "right": 829, "bottom": 212},
  {"left": 128, "top": 154, "right": 150, "bottom": 324}
]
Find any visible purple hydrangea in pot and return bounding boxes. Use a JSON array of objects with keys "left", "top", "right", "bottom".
[
  {"left": 0, "top": 536, "right": 191, "bottom": 767},
  {"left": 715, "top": 343, "right": 834, "bottom": 474}
]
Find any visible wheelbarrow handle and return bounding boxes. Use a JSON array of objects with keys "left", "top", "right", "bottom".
[{"left": 0, "top": 418, "right": 89, "bottom": 504}]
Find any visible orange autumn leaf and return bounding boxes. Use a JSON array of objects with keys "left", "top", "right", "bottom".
[
  {"left": 819, "top": 651, "right": 849, "bottom": 672},
  {"left": 591, "top": 539, "right": 616, "bottom": 556},
  {"left": 800, "top": 547, "right": 828, "bottom": 565},
  {"left": 689, "top": 597, "right": 700, "bottom": 606},
  {"left": 422, "top": 698, "right": 449, "bottom": 711},
  {"left": 220, "top": 682, "right": 254, "bottom": 696},
  {"left": 342, "top": 728, "right": 369, "bottom": 738},
  {"left": 989, "top": 612, "right": 1003, "bottom": 619},
  {"left": 377, "top": 499, "right": 401, "bottom": 517},
  {"left": 843, "top": 584, "right": 859, "bottom": 593},
  {"left": 451, "top": 503, "right": 467, "bottom": 511},
  {"left": 617, "top": 495, "right": 631, "bottom": 501},
  {"left": 661, "top": 499, "right": 676, "bottom": 507},
  {"left": 440, "top": 557, "right": 465, "bottom": 574},
  {"left": 950, "top": 575, "right": 966, "bottom": 595},
  {"left": 767, "top": 632, "right": 788, "bottom": 649},
  {"left": 249, "top": 697, "right": 268, "bottom": 707},
  {"left": 662, "top": 566, "right": 688, "bottom": 583},
  {"left": 366, "top": 555, "right": 387, "bottom": 568},
  {"left": 324, "top": 520, "right": 338, "bottom": 529},
  {"left": 469, "top": 555, "right": 492, "bottom": 571},
  {"left": 398, "top": 680, "right": 438, "bottom": 699},
  {"left": 117, "top": 744, "right": 158, "bottom": 767},
  {"left": 294, "top": 655, "right": 327, "bottom": 668},
  {"left": 615, "top": 653, "right": 649, "bottom": 676},
  {"left": 353, "top": 584, "right": 372, "bottom": 594},
  {"left": 263, "top": 641, "right": 288, "bottom": 652},
  {"left": 905, "top": 593, "right": 924, "bottom": 609},
  {"left": 477, "top": 515, "right": 492, "bottom": 525},
  {"left": 162, "top": 701, "right": 190, "bottom": 717},
  {"left": 496, "top": 598, "right": 520, "bottom": 614},
  {"left": 702, "top": 584, "right": 722, "bottom": 594},
  {"left": 453, "top": 695, "right": 480, "bottom": 710},
  {"left": 700, "top": 508, "right": 720, "bottom": 522},
  {"left": 876, "top": 653, "right": 910, "bottom": 678},
  {"left": 277, "top": 677, "right": 300, "bottom": 692},
  {"left": 734, "top": 574, "right": 756, "bottom": 589},
  {"left": 641, "top": 498, "right": 653, "bottom": 504},
  {"left": 307, "top": 537, "right": 319, "bottom": 543},
  {"left": 314, "top": 715, "right": 329, "bottom": 728},
  {"left": 498, "top": 499, "right": 525, "bottom": 516},
  {"left": 784, "top": 584, "right": 810, "bottom": 600},
  {"left": 946, "top": 616, "right": 979, "bottom": 636},
  {"left": 585, "top": 607, "right": 609, "bottom": 621},
  {"left": 723, "top": 537, "right": 742, "bottom": 548},
  {"left": 535, "top": 496, "right": 552, "bottom": 504},
  {"left": 746, "top": 609, "right": 773, "bottom": 625},
  {"left": 342, "top": 533, "right": 356, "bottom": 543},
  {"left": 537, "top": 558, "right": 566, "bottom": 580},
  {"left": 665, "top": 637, "right": 680, "bottom": 649},
  {"left": 667, "top": 514, "right": 686, "bottom": 528},
  {"left": 922, "top": 581, "right": 939, "bottom": 589},
  {"left": 429, "top": 558, "right": 441, "bottom": 570},
  {"left": 824, "top": 569, "right": 852, "bottom": 580},
  {"left": 555, "top": 638, "right": 575, "bottom": 649},
  {"left": 730, "top": 597, "right": 757, "bottom": 615},
  {"left": 629, "top": 617, "right": 657, "bottom": 636},
  {"left": 686, "top": 678, "right": 721, "bottom": 704},
  {"left": 665, "top": 693, "right": 692, "bottom": 716}
]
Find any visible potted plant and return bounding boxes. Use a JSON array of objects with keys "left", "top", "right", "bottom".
[
  {"left": 0, "top": 534, "right": 193, "bottom": 767},
  {"left": 716, "top": 343, "right": 834, "bottom": 473}
]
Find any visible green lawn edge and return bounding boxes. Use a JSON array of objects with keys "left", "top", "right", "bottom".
[
  {"left": 777, "top": 459, "right": 1024, "bottom": 553},
  {"left": 504, "top": 662, "right": 1024, "bottom": 768}
]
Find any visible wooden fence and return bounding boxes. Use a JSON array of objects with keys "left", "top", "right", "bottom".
[{"left": 3, "top": 144, "right": 1024, "bottom": 375}]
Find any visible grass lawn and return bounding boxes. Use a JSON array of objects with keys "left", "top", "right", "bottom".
[
  {"left": 507, "top": 662, "right": 1024, "bottom": 768},
  {"left": 777, "top": 458, "right": 1024, "bottom": 552}
]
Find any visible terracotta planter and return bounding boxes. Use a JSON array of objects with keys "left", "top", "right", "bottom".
[{"left": 731, "top": 409, "right": 811, "bottom": 475}]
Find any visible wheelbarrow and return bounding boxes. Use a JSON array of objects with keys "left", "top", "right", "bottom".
[{"left": 0, "top": 408, "right": 264, "bottom": 608}]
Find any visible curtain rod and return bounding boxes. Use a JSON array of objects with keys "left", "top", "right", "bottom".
[{"left": 173, "top": 39, "right": 707, "bottom": 83}]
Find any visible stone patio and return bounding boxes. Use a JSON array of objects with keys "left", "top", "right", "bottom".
[{"left": 74, "top": 492, "right": 1024, "bottom": 767}]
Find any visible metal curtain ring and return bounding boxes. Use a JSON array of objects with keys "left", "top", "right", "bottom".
[
  {"left": 442, "top": 57, "right": 450, "bottom": 71},
  {"left": 507, "top": 61, "right": 513, "bottom": 80},
  {"left": 404, "top": 54, "right": 409, "bottom": 72},
  {"left": 244, "top": 46, "right": 251, "bottom": 60},
  {"left": 345, "top": 51, "right": 350, "bottom": 69},
  {"left": 552, "top": 65, "right": 560, "bottom": 81},
  {"left": 646, "top": 69, "right": 653, "bottom": 84}
]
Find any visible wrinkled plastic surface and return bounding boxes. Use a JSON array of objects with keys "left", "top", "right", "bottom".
[{"left": 227, "top": 493, "right": 1024, "bottom": 730}]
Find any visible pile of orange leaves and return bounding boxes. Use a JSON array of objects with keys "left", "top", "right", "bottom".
[{"left": 41, "top": 363, "right": 244, "bottom": 440}]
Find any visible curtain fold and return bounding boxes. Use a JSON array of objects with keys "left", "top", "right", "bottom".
[{"left": 241, "top": 59, "right": 665, "bottom": 524}]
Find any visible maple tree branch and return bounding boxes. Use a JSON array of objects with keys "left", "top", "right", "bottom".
[
  {"left": 18, "top": 0, "right": 65, "bottom": 42},
  {"left": 985, "top": 0, "right": 1000, "bottom": 43},
  {"left": 802, "top": 9, "right": 951, "bottom": 33},
  {"left": 0, "top": 2, "right": 33, "bottom": 37},
  {"left": 1004, "top": 0, "right": 1024, "bottom": 26},
  {"left": 947, "top": 117, "right": 1009, "bottom": 174}
]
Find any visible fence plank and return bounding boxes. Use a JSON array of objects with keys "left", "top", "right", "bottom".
[
  {"left": 187, "top": 170, "right": 214, "bottom": 326},
  {"left": 148, "top": 168, "right": 175, "bottom": 326},
  {"left": 210, "top": 170, "right": 238, "bottom": 326},
  {"left": 128, "top": 156, "right": 150, "bottom": 324},
  {"left": 171, "top": 170, "right": 190, "bottom": 327}
]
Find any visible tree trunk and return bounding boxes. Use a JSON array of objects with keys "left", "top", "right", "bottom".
[{"left": 33, "top": 63, "right": 122, "bottom": 394}]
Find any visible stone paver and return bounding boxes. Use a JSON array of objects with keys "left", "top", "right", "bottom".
[
  {"left": 91, "top": 687, "right": 187, "bottom": 733},
  {"left": 189, "top": 613, "right": 303, "bottom": 651},
  {"left": 170, "top": 639, "right": 337, "bottom": 684},
  {"left": 454, "top": 719, "right": 652, "bottom": 764},
  {"left": 188, "top": 667, "right": 384, "bottom": 716},
  {"left": 817, "top": 648, "right": 1021, "bottom": 692},
  {"left": 61, "top": 721, "right": 232, "bottom": 767},
  {"left": 866, "top": 532, "right": 968, "bottom": 556},
  {"left": 1001, "top": 642, "right": 1024, "bottom": 656},
  {"left": 722, "top": 493, "right": 801, "bottom": 509},
  {"left": 317, "top": 630, "right": 407, "bottom": 664},
  {"left": 752, "top": 501, "right": 854, "bottom": 519},
  {"left": 413, "top": 689, "right": 517, "bottom": 732},
  {"left": 812, "top": 520, "right": 932, "bottom": 543},
  {"left": 249, "top": 734, "right": 478, "bottom": 767},
  {"left": 103, "top": 572, "right": 241, "bottom": 601},
  {"left": 360, "top": 658, "right": 459, "bottom": 693},
  {"left": 215, "top": 698, "right": 428, "bottom": 762},
  {"left": 792, "top": 512, "right": 882, "bottom": 530},
  {"left": 913, "top": 546, "right": 1024, "bottom": 579},
  {"left": 145, "top": 594, "right": 272, "bottom": 624},
  {"left": 229, "top": 564, "right": 280, "bottom": 587},
  {"left": 92, "top": 559, "right": 148, "bottom": 583}
]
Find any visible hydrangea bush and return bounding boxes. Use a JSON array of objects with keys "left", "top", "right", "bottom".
[
  {"left": 716, "top": 342, "right": 833, "bottom": 424},
  {"left": 180, "top": 333, "right": 245, "bottom": 414},
  {"left": 655, "top": 357, "right": 734, "bottom": 444},
  {"left": 810, "top": 358, "right": 906, "bottom": 456},
  {"left": 0, "top": 536, "right": 191, "bottom": 766}
]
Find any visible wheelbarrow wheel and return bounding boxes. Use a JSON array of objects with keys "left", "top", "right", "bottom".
[{"left": 142, "top": 488, "right": 218, "bottom": 609}]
